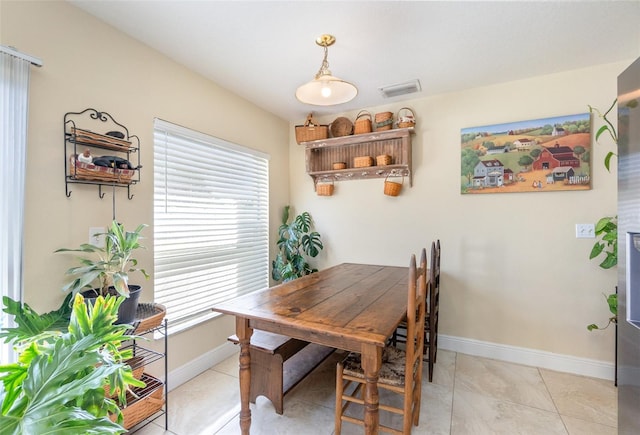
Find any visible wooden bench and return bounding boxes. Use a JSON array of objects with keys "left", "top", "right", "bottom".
[{"left": 228, "top": 330, "right": 335, "bottom": 414}]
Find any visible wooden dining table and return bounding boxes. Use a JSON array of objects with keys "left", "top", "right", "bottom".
[{"left": 211, "top": 262, "right": 409, "bottom": 434}]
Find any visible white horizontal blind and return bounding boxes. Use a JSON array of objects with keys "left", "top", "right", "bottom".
[{"left": 153, "top": 119, "right": 269, "bottom": 332}]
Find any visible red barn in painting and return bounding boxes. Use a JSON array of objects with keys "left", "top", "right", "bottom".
[{"left": 532, "top": 142, "right": 579, "bottom": 170}]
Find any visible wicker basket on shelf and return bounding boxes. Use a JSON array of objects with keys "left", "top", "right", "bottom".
[
  {"left": 396, "top": 107, "right": 416, "bottom": 128},
  {"left": 353, "top": 110, "right": 372, "bottom": 134},
  {"left": 132, "top": 303, "right": 166, "bottom": 334},
  {"left": 354, "top": 156, "right": 374, "bottom": 168},
  {"left": 374, "top": 112, "right": 393, "bottom": 131},
  {"left": 384, "top": 174, "right": 404, "bottom": 196},
  {"left": 330, "top": 117, "right": 354, "bottom": 137},
  {"left": 295, "top": 113, "right": 328, "bottom": 144},
  {"left": 333, "top": 162, "right": 347, "bottom": 170},
  {"left": 376, "top": 155, "right": 392, "bottom": 166},
  {"left": 113, "top": 373, "right": 164, "bottom": 429},
  {"left": 316, "top": 179, "right": 334, "bottom": 196}
]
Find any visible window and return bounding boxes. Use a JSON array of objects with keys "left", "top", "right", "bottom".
[{"left": 153, "top": 119, "right": 269, "bottom": 333}]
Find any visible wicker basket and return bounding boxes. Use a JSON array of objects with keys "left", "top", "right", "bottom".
[
  {"left": 396, "top": 107, "right": 416, "bottom": 128},
  {"left": 376, "top": 155, "right": 392, "bottom": 166},
  {"left": 354, "top": 156, "right": 374, "bottom": 168},
  {"left": 132, "top": 303, "right": 166, "bottom": 334},
  {"left": 70, "top": 158, "right": 135, "bottom": 184},
  {"left": 333, "top": 162, "right": 347, "bottom": 170},
  {"left": 384, "top": 174, "right": 404, "bottom": 196},
  {"left": 316, "top": 179, "right": 334, "bottom": 196},
  {"left": 71, "top": 127, "right": 132, "bottom": 152},
  {"left": 374, "top": 112, "right": 393, "bottom": 131},
  {"left": 354, "top": 110, "right": 372, "bottom": 134},
  {"left": 295, "top": 113, "right": 328, "bottom": 144},
  {"left": 330, "top": 117, "right": 354, "bottom": 137},
  {"left": 114, "top": 373, "right": 164, "bottom": 429}
]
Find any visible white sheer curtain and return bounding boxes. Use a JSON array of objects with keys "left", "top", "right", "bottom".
[{"left": 0, "top": 47, "right": 40, "bottom": 364}]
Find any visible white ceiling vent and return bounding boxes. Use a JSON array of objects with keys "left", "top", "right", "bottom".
[{"left": 378, "top": 79, "right": 422, "bottom": 98}]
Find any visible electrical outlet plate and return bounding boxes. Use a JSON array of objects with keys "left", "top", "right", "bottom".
[
  {"left": 89, "top": 227, "right": 106, "bottom": 247},
  {"left": 576, "top": 223, "right": 595, "bottom": 239}
]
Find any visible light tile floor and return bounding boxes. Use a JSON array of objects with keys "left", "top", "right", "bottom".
[{"left": 134, "top": 349, "right": 617, "bottom": 434}]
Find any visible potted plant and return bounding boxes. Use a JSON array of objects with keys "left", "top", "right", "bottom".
[
  {"left": 271, "top": 206, "right": 324, "bottom": 282},
  {"left": 0, "top": 294, "right": 145, "bottom": 434},
  {"left": 55, "top": 221, "right": 149, "bottom": 324}
]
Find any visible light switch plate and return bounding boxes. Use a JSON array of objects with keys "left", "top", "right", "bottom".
[{"left": 576, "top": 223, "right": 595, "bottom": 238}]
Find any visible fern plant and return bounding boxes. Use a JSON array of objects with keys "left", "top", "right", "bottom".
[{"left": 272, "top": 206, "right": 324, "bottom": 282}]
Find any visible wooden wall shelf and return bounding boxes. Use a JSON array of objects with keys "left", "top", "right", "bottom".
[{"left": 303, "top": 127, "right": 414, "bottom": 187}]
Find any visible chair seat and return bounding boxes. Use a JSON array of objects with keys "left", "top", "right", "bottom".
[{"left": 342, "top": 347, "right": 407, "bottom": 387}]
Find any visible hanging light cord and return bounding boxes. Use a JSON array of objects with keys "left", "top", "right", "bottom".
[{"left": 315, "top": 44, "right": 331, "bottom": 79}]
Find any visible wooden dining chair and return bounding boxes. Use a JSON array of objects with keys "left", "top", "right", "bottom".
[
  {"left": 335, "top": 249, "right": 428, "bottom": 435},
  {"left": 424, "top": 240, "right": 441, "bottom": 381},
  {"left": 390, "top": 240, "right": 441, "bottom": 382}
]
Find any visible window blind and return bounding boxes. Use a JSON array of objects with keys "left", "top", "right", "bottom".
[{"left": 153, "top": 119, "right": 269, "bottom": 332}]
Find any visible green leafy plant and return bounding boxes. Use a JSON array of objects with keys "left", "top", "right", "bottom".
[
  {"left": 0, "top": 294, "right": 144, "bottom": 434},
  {"left": 589, "top": 216, "right": 618, "bottom": 270},
  {"left": 587, "top": 100, "right": 618, "bottom": 331},
  {"left": 56, "top": 221, "right": 149, "bottom": 298},
  {"left": 587, "top": 293, "right": 618, "bottom": 331},
  {"left": 0, "top": 293, "right": 73, "bottom": 344},
  {"left": 588, "top": 99, "right": 618, "bottom": 172},
  {"left": 272, "top": 206, "right": 324, "bottom": 282}
]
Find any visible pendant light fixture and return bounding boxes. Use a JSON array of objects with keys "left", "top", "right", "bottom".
[{"left": 295, "top": 34, "right": 358, "bottom": 106}]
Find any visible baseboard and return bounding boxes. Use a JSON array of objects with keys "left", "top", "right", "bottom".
[
  {"left": 439, "top": 334, "right": 615, "bottom": 381},
  {"left": 167, "top": 334, "right": 615, "bottom": 391},
  {"left": 166, "top": 341, "right": 238, "bottom": 392}
]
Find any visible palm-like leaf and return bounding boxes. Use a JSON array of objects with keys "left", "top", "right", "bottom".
[{"left": 0, "top": 294, "right": 145, "bottom": 435}]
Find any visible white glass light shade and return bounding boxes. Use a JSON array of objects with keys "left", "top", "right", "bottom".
[{"left": 296, "top": 73, "right": 358, "bottom": 106}]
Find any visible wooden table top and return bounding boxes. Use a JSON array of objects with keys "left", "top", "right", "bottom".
[{"left": 212, "top": 263, "right": 408, "bottom": 352}]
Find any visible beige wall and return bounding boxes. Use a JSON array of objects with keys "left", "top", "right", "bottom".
[
  {"left": 289, "top": 62, "right": 626, "bottom": 365},
  {"left": 1, "top": 1, "right": 290, "bottom": 372},
  {"left": 2, "top": 0, "right": 627, "bottom": 376}
]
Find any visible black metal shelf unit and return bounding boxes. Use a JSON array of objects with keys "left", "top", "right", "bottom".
[
  {"left": 125, "top": 319, "right": 168, "bottom": 433},
  {"left": 63, "top": 108, "right": 141, "bottom": 199}
]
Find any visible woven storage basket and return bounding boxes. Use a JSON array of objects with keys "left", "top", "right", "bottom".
[
  {"left": 114, "top": 373, "right": 164, "bottom": 429},
  {"left": 330, "top": 117, "right": 354, "bottom": 137},
  {"left": 132, "top": 303, "right": 166, "bottom": 334},
  {"left": 396, "top": 107, "right": 416, "bottom": 128},
  {"left": 374, "top": 112, "right": 393, "bottom": 131},
  {"left": 71, "top": 127, "right": 132, "bottom": 152},
  {"left": 316, "top": 179, "right": 334, "bottom": 196},
  {"left": 376, "top": 154, "right": 392, "bottom": 166},
  {"left": 295, "top": 113, "right": 328, "bottom": 144},
  {"left": 384, "top": 174, "right": 404, "bottom": 196},
  {"left": 353, "top": 110, "right": 372, "bottom": 134},
  {"left": 354, "top": 156, "right": 374, "bottom": 168},
  {"left": 70, "top": 158, "right": 135, "bottom": 184},
  {"left": 333, "top": 162, "right": 347, "bottom": 170}
]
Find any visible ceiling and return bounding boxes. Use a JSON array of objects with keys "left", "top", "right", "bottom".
[{"left": 69, "top": 1, "right": 640, "bottom": 122}]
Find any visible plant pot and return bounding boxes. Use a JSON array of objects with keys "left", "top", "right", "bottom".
[{"left": 81, "top": 285, "right": 142, "bottom": 325}]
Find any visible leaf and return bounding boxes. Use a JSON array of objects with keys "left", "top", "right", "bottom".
[
  {"left": 604, "top": 152, "right": 616, "bottom": 172},
  {"left": 0, "top": 293, "right": 73, "bottom": 344}
]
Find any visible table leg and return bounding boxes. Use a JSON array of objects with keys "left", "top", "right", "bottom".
[
  {"left": 237, "top": 317, "right": 253, "bottom": 435},
  {"left": 361, "top": 344, "right": 382, "bottom": 434}
]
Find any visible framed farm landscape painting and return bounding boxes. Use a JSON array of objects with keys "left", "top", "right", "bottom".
[{"left": 460, "top": 113, "right": 592, "bottom": 194}]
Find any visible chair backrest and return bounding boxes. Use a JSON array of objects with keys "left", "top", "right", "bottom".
[
  {"left": 435, "top": 239, "right": 441, "bottom": 290},
  {"left": 405, "top": 249, "right": 427, "bottom": 384}
]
